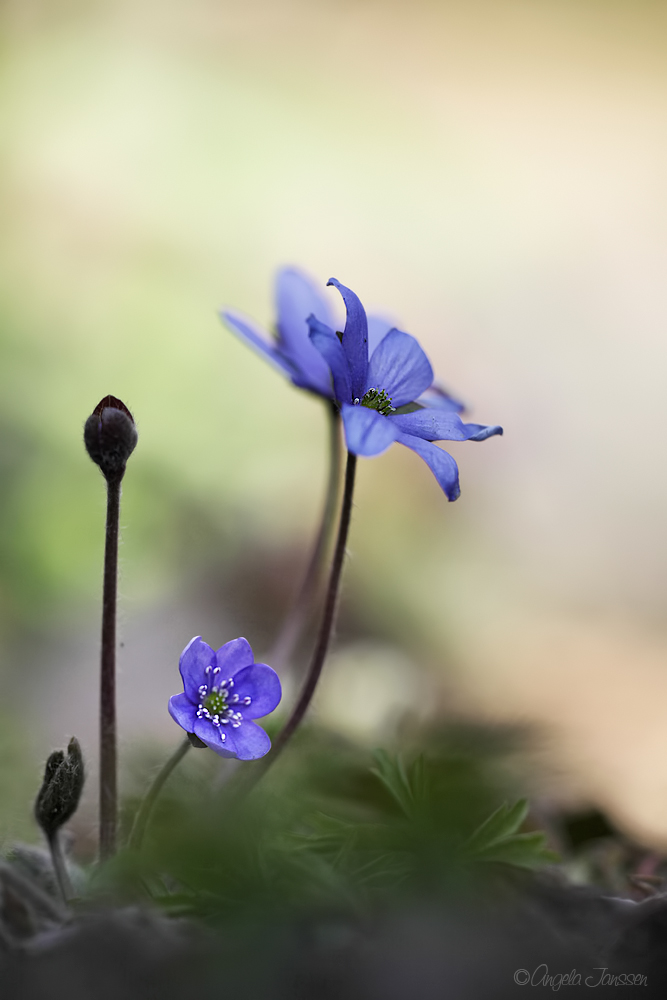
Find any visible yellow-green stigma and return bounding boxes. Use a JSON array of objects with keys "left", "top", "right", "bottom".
[
  {"left": 205, "top": 689, "right": 228, "bottom": 716},
  {"left": 360, "top": 387, "right": 395, "bottom": 416}
]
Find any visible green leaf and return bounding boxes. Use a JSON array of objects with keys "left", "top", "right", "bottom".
[
  {"left": 473, "top": 831, "right": 559, "bottom": 870},
  {"left": 370, "top": 750, "right": 415, "bottom": 818},
  {"left": 407, "top": 753, "right": 428, "bottom": 806},
  {"left": 466, "top": 799, "right": 529, "bottom": 853},
  {"left": 463, "top": 799, "right": 558, "bottom": 871}
]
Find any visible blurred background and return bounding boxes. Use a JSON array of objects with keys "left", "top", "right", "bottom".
[{"left": 0, "top": 0, "right": 666, "bottom": 848}]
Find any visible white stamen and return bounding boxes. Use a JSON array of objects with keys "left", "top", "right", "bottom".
[
  {"left": 243, "top": 697, "right": 252, "bottom": 706},
  {"left": 231, "top": 694, "right": 239, "bottom": 703}
]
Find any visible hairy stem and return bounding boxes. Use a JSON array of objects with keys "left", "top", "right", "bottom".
[
  {"left": 99, "top": 478, "right": 120, "bottom": 860},
  {"left": 267, "top": 401, "right": 341, "bottom": 671},
  {"left": 248, "top": 450, "right": 357, "bottom": 786},
  {"left": 129, "top": 738, "right": 191, "bottom": 852},
  {"left": 47, "top": 831, "right": 74, "bottom": 904}
]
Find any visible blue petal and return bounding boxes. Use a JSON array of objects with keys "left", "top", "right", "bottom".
[
  {"left": 275, "top": 267, "right": 334, "bottom": 351},
  {"left": 341, "top": 403, "right": 398, "bottom": 457},
  {"left": 289, "top": 366, "right": 335, "bottom": 398},
  {"left": 274, "top": 268, "right": 334, "bottom": 395},
  {"left": 194, "top": 716, "right": 238, "bottom": 758},
  {"left": 228, "top": 663, "right": 282, "bottom": 719},
  {"left": 467, "top": 423, "right": 504, "bottom": 441},
  {"left": 327, "top": 279, "right": 368, "bottom": 400},
  {"left": 308, "top": 315, "right": 351, "bottom": 402},
  {"left": 367, "top": 315, "right": 394, "bottom": 356},
  {"left": 366, "top": 329, "right": 434, "bottom": 408},
  {"left": 230, "top": 720, "right": 271, "bottom": 760},
  {"left": 179, "top": 636, "right": 216, "bottom": 703},
  {"left": 417, "top": 383, "right": 467, "bottom": 414},
  {"left": 395, "top": 432, "right": 461, "bottom": 501},
  {"left": 389, "top": 410, "right": 503, "bottom": 443},
  {"left": 215, "top": 637, "right": 255, "bottom": 677},
  {"left": 220, "top": 310, "right": 296, "bottom": 380},
  {"left": 168, "top": 693, "right": 197, "bottom": 733}
]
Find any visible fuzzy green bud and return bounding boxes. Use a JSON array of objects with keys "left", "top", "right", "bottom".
[{"left": 34, "top": 737, "right": 85, "bottom": 839}]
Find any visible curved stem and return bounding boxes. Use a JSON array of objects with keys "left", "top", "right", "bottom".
[
  {"left": 128, "top": 738, "right": 191, "bottom": 852},
  {"left": 99, "top": 477, "right": 120, "bottom": 860},
  {"left": 48, "top": 831, "right": 74, "bottom": 904},
  {"left": 247, "top": 450, "right": 357, "bottom": 786},
  {"left": 267, "top": 400, "right": 341, "bottom": 671}
]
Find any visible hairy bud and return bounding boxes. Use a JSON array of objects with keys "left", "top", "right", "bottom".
[
  {"left": 35, "top": 737, "right": 85, "bottom": 839},
  {"left": 84, "top": 395, "right": 137, "bottom": 482}
]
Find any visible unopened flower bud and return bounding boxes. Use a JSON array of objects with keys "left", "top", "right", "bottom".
[
  {"left": 35, "top": 737, "right": 85, "bottom": 839},
  {"left": 84, "top": 395, "right": 137, "bottom": 482}
]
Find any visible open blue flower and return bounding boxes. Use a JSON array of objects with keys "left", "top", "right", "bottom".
[
  {"left": 221, "top": 268, "right": 466, "bottom": 412},
  {"left": 308, "top": 279, "right": 503, "bottom": 501},
  {"left": 169, "top": 636, "right": 282, "bottom": 760},
  {"left": 221, "top": 267, "right": 335, "bottom": 397}
]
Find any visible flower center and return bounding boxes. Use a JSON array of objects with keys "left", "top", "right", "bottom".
[
  {"left": 195, "top": 666, "right": 253, "bottom": 739},
  {"left": 360, "top": 387, "right": 395, "bottom": 416},
  {"left": 205, "top": 689, "right": 228, "bottom": 716}
]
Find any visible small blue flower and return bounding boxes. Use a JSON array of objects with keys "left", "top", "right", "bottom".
[
  {"left": 169, "top": 636, "right": 282, "bottom": 760},
  {"left": 308, "top": 279, "right": 503, "bottom": 501}
]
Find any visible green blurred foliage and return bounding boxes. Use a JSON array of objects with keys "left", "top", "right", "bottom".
[{"left": 107, "top": 725, "right": 555, "bottom": 924}]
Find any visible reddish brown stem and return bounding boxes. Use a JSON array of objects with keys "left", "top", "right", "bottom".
[
  {"left": 99, "top": 477, "right": 120, "bottom": 860},
  {"left": 267, "top": 400, "right": 341, "bottom": 670},
  {"left": 242, "top": 450, "right": 357, "bottom": 790}
]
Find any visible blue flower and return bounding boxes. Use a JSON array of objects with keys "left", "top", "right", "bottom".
[
  {"left": 168, "top": 636, "right": 282, "bottom": 760},
  {"left": 221, "top": 267, "right": 335, "bottom": 397},
  {"left": 308, "top": 279, "right": 503, "bottom": 501},
  {"left": 221, "top": 268, "right": 466, "bottom": 412}
]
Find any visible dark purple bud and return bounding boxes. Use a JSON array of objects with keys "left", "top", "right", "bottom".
[
  {"left": 35, "top": 738, "right": 85, "bottom": 838},
  {"left": 84, "top": 395, "right": 137, "bottom": 482}
]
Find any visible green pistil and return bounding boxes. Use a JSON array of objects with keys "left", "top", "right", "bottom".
[
  {"left": 205, "top": 690, "right": 228, "bottom": 715},
  {"left": 360, "top": 388, "right": 395, "bottom": 416}
]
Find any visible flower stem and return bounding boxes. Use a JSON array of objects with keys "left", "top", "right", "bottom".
[
  {"left": 267, "top": 401, "right": 341, "bottom": 670},
  {"left": 47, "top": 831, "right": 74, "bottom": 904},
  {"left": 250, "top": 449, "right": 357, "bottom": 784},
  {"left": 128, "top": 738, "right": 191, "bottom": 852},
  {"left": 99, "top": 477, "right": 120, "bottom": 860}
]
